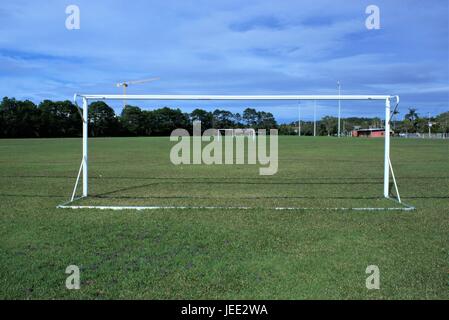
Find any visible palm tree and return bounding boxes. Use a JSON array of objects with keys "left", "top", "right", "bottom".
[
  {"left": 404, "top": 108, "right": 419, "bottom": 133},
  {"left": 405, "top": 108, "right": 419, "bottom": 122}
]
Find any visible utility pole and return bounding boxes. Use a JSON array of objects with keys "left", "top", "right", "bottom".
[
  {"left": 337, "top": 81, "right": 341, "bottom": 137},
  {"left": 298, "top": 101, "right": 301, "bottom": 136},
  {"left": 313, "top": 100, "right": 317, "bottom": 137}
]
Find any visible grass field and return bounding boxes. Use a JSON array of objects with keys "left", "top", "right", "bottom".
[{"left": 0, "top": 136, "right": 448, "bottom": 299}]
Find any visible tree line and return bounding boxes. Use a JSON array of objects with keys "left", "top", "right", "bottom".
[
  {"left": 279, "top": 108, "right": 449, "bottom": 136},
  {"left": 0, "top": 97, "right": 447, "bottom": 138},
  {"left": 0, "top": 97, "right": 277, "bottom": 138}
]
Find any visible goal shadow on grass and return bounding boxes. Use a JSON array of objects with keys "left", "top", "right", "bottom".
[{"left": 57, "top": 177, "right": 415, "bottom": 211}]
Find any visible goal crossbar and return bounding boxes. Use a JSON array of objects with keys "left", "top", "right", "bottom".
[
  {"left": 58, "top": 94, "right": 414, "bottom": 211},
  {"left": 76, "top": 94, "right": 392, "bottom": 101}
]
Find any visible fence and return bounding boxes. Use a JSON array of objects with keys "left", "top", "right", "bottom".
[{"left": 398, "top": 133, "right": 449, "bottom": 139}]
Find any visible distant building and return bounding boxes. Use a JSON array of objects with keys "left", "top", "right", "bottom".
[{"left": 352, "top": 128, "right": 393, "bottom": 138}]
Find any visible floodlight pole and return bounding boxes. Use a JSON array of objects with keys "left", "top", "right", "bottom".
[
  {"left": 82, "top": 97, "right": 88, "bottom": 197},
  {"left": 384, "top": 98, "right": 390, "bottom": 198},
  {"left": 313, "top": 100, "right": 317, "bottom": 136},
  {"left": 337, "top": 81, "right": 341, "bottom": 137},
  {"left": 298, "top": 101, "right": 301, "bottom": 136}
]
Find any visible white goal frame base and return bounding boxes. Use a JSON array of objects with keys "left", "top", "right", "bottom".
[
  {"left": 57, "top": 94, "right": 415, "bottom": 212},
  {"left": 57, "top": 202, "right": 416, "bottom": 211}
]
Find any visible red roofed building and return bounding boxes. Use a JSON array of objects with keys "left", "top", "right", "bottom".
[{"left": 352, "top": 128, "right": 393, "bottom": 138}]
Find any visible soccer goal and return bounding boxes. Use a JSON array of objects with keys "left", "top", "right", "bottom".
[
  {"left": 57, "top": 94, "right": 414, "bottom": 211},
  {"left": 217, "top": 128, "right": 256, "bottom": 141},
  {"left": 217, "top": 128, "right": 235, "bottom": 140}
]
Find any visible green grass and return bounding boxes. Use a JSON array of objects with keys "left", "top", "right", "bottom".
[{"left": 0, "top": 136, "right": 448, "bottom": 299}]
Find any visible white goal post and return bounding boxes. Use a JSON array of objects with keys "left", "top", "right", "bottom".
[{"left": 58, "top": 93, "right": 414, "bottom": 211}]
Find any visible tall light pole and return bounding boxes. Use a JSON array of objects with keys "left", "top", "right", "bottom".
[
  {"left": 313, "top": 100, "right": 317, "bottom": 137},
  {"left": 298, "top": 101, "right": 301, "bottom": 136},
  {"left": 337, "top": 81, "right": 341, "bottom": 137}
]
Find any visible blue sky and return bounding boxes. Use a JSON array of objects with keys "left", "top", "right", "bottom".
[{"left": 0, "top": 0, "right": 448, "bottom": 123}]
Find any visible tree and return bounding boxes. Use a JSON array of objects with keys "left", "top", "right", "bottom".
[
  {"left": 371, "top": 117, "right": 382, "bottom": 128},
  {"left": 256, "top": 111, "right": 277, "bottom": 130},
  {"left": 243, "top": 108, "right": 258, "bottom": 127},
  {"left": 403, "top": 108, "right": 419, "bottom": 133},
  {"left": 1, "top": 97, "right": 40, "bottom": 137},
  {"left": 416, "top": 117, "right": 429, "bottom": 133},
  {"left": 39, "top": 100, "right": 81, "bottom": 137},
  {"left": 4, "top": 96, "right": 447, "bottom": 137},
  {"left": 321, "top": 116, "right": 338, "bottom": 136},
  {"left": 121, "top": 105, "right": 144, "bottom": 135},
  {"left": 213, "top": 109, "right": 235, "bottom": 128},
  {"left": 278, "top": 123, "right": 297, "bottom": 135},
  {"left": 59, "top": 100, "right": 83, "bottom": 136},
  {"left": 405, "top": 108, "right": 419, "bottom": 122},
  {"left": 436, "top": 111, "right": 449, "bottom": 133},
  {"left": 234, "top": 113, "right": 243, "bottom": 127},
  {"left": 88, "top": 101, "right": 119, "bottom": 137},
  {"left": 190, "top": 109, "right": 214, "bottom": 131},
  {"left": 39, "top": 99, "right": 61, "bottom": 137},
  {"left": 146, "top": 107, "right": 191, "bottom": 136}
]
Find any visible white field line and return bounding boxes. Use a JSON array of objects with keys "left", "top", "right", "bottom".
[{"left": 57, "top": 204, "right": 415, "bottom": 211}]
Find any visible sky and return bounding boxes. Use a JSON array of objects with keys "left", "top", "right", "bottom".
[{"left": 0, "top": 0, "right": 448, "bottom": 123}]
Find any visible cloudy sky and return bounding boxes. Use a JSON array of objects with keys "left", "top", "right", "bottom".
[{"left": 0, "top": 0, "right": 448, "bottom": 122}]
